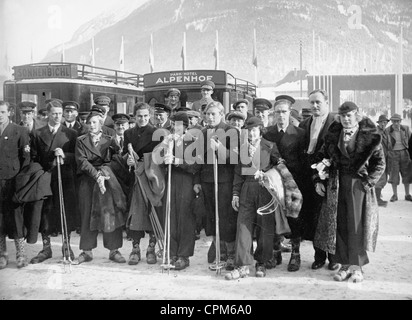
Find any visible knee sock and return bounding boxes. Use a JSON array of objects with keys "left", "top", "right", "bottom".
[
  {"left": 0, "top": 235, "right": 7, "bottom": 255},
  {"left": 14, "top": 238, "right": 25, "bottom": 259}
]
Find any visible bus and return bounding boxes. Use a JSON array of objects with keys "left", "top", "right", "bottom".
[
  {"left": 143, "top": 70, "right": 257, "bottom": 114},
  {"left": 3, "top": 62, "right": 144, "bottom": 123}
]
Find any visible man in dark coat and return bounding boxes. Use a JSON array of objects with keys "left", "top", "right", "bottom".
[
  {"left": 193, "top": 101, "right": 239, "bottom": 270},
  {"left": 153, "top": 103, "right": 172, "bottom": 130},
  {"left": 123, "top": 102, "right": 163, "bottom": 265},
  {"left": 298, "top": 89, "right": 339, "bottom": 271},
  {"left": 30, "top": 100, "right": 78, "bottom": 264},
  {"left": 62, "top": 101, "right": 88, "bottom": 137},
  {"left": 233, "top": 99, "right": 254, "bottom": 125},
  {"left": 18, "top": 101, "right": 46, "bottom": 135},
  {"left": 313, "top": 102, "right": 385, "bottom": 283},
  {"left": 0, "top": 101, "right": 31, "bottom": 269},
  {"left": 263, "top": 95, "right": 306, "bottom": 272}
]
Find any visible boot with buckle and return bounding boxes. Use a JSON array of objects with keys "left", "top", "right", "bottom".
[{"left": 225, "top": 265, "right": 250, "bottom": 280}]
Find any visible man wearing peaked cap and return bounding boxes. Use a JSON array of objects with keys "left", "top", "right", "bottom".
[
  {"left": 192, "top": 80, "right": 215, "bottom": 114},
  {"left": 384, "top": 112, "right": 412, "bottom": 203},
  {"left": 18, "top": 101, "right": 46, "bottom": 134},
  {"left": 166, "top": 88, "right": 181, "bottom": 113},
  {"left": 154, "top": 103, "right": 172, "bottom": 130},
  {"left": 187, "top": 110, "right": 203, "bottom": 129},
  {"left": 275, "top": 95, "right": 296, "bottom": 106},
  {"left": 93, "top": 95, "right": 114, "bottom": 129},
  {"left": 253, "top": 98, "right": 272, "bottom": 127},
  {"left": 112, "top": 113, "right": 130, "bottom": 154},
  {"left": 78, "top": 111, "right": 89, "bottom": 125},
  {"left": 62, "top": 101, "right": 87, "bottom": 136}
]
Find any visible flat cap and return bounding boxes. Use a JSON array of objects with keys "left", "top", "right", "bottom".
[
  {"left": 187, "top": 110, "right": 201, "bottom": 118},
  {"left": 390, "top": 113, "right": 402, "bottom": 121},
  {"left": 170, "top": 111, "right": 189, "bottom": 127},
  {"left": 62, "top": 101, "right": 79, "bottom": 110},
  {"left": 18, "top": 101, "right": 36, "bottom": 112},
  {"left": 227, "top": 111, "right": 246, "bottom": 121},
  {"left": 154, "top": 103, "right": 172, "bottom": 114},
  {"left": 93, "top": 95, "right": 111, "bottom": 106},
  {"left": 244, "top": 116, "right": 263, "bottom": 129},
  {"left": 377, "top": 114, "right": 389, "bottom": 122},
  {"left": 90, "top": 105, "right": 106, "bottom": 115},
  {"left": 338, "top": 101, "right": 358, "bottom": 114},
  {"left": 200, "top": 80, "right": 215, "bottom": 90},
  {"left": 167, "top": 88, "right": 181, "bottom": 97},
  {"left": 253, "top": 98, "right": 272, "bottom": 110},
  {"left": 112, "top": 113, "right": 130, "bottom": 124},
  {"left": 233, "top": 99, "right": 249, "bottom": 110}
]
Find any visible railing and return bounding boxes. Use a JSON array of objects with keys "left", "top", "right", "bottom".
[
  {"left": 227, "top": 72, "right": 257, "bottom": 97},
  {"left": 13, "top": 62, "right": 144, "bottom": 88}
]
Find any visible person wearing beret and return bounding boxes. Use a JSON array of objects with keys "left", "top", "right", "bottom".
[
  {"left": 154, "top": 103, "right": 172, "bottom": 130},
  {"left": 312, "top": 101, "right": 385, "bottom": 283},
  {"left": 227, "top": 111, "right": 246, "bottom": 131},
  {"left": 0, "top": 101, "right": 31, "bottom": 269},
  {"left": 90, "top": 105, "right": 116, "bottom": 137},
  {"left": 233, "top": 99, "right": 253, "bottom": 124},
  {"left": 193, "top": 101, "right": 239, "bottom": 271},
  {"left": 29, "top": 100, "right": 79, "bottom": 264},
  {"left": 253, "top": 98, "right": 272, "bottom": 127},
  {"left": 93, "top": 95, "right": 115, "bottom": 129},
  {"left": 152, "top": 111, "right": 202, "bottom": 270},
  {"left": 384, "top": 113, "right": 412, "bottom": 202},
  {"left": 123, "top": 102, "right": 164, "bottom": 265},
  {"left": 226, "top": 117, "right": 283, "bottom": 280},
  {"left": 73, "top": 110, "right": 127, "bottom": 265},
  {"left": 62, "top": 101, "right": 88, "bottom": 137},
  {"left": 375, "top": 114, "right": 390, "bottom": 207},
  {"left": 299, "top": 89, "right": 339, "bottom": 271},
  {"left": 166, "top": 88, "right": 181, "bottom": 115},
  {"left": 192, "top": 80, "right": 216, "bottom": 114},
  {"left": 263, "top": 94, "right": 306, "bottom": 272},
  {"left": 18, "top": 101, "right": 46, "bottom": 135}
]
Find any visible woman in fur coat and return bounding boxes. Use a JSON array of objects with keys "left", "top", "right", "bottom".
[{"left": 313, "top": 102, "right": 385, "bottom": 283}]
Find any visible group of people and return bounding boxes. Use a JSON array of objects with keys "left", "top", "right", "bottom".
[{"left": 1, "top": 79, "right": 411, "bottom": 285}]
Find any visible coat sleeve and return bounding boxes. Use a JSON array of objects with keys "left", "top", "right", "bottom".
[
  {"left": 362, "top": 146, "right": 386, "bottom": 190},
  {"left": 232, "top": 163, "right": 245, "bottom": 197},
  {"left": 75, "top": 138, "right": 99, "bottom": 180}
]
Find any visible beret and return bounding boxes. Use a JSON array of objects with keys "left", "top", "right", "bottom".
[
  {"left": 338, "top": 101, "right": 358, "bottom": 114},
  {"left": 244, "top": 116, "right": 263, "bottom": 129}
]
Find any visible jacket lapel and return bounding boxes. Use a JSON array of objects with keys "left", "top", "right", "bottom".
[{"left": 82, "top": 134, "right": 103, "bottom": 158}]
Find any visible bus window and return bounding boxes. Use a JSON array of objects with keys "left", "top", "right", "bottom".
[
  {"left": 127, "top": 96, "right": 135, "bottom": 115},
  {"left": 21, "top": 93, "right": 38, "bottom": 105},
  {"left": 117, "top": 102, "right": 127, "bottom": 114}
]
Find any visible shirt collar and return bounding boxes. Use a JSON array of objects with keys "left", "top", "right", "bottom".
[{"left": 48, "top": 123, "right": 60, "bottom": 132}]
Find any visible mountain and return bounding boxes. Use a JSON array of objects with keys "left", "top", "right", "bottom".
[{"left": 40, "top": 0, "right": 412, "bottom": 84}]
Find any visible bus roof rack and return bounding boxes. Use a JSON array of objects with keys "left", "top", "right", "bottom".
[
  {"left": 12, "top": 62, "right": 144, "bottom": 88},
  {"left": 227, "top": 72, "right": 257, "bottom": 97}
]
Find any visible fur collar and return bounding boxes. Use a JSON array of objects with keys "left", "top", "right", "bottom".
[{"left": 325, "top": 117, "right": 382, "bottom": 171}]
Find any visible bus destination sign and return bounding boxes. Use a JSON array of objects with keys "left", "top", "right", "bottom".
[
  {"left": 144, "top": 70, "right": 227, "bottom": 88},
  {"left": 14, "top": 65, "right": 77, "bottom": 80}
]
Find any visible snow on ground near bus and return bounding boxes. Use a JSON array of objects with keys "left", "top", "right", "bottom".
[{"left": 0, "top": 187, "right": 412, "bottom": 300}]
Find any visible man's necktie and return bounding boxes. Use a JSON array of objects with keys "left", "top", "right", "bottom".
[{"left": 120, "top": 137, "right": 124, "bottom": 149}]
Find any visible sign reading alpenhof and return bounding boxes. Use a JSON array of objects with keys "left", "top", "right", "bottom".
[{"left": 144, "top": 70, "right": 227, "bottom": 88}]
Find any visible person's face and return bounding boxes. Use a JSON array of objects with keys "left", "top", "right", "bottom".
[
  {"left": 102, "top": 105, "right": 110, "bottom": 116},
  {"left": 254, "top": 109, "right": 268, "bottom": 122},
  {"left": 21, "top": 111, "right": 34, "bottom": 124},
  {"left": 129, "top": 122, "right": 136, "bottom": 128},
  {"left": 274, "top": 103, "right": 290, "bottom": 127},
  {"left": 115, "top": 122, "right": 129, "bottom": 136},
  {"left": 201, "top": 88, "right": 213, "bottom": 99},
  {"left": 391, "top": 120, "right": 401, "bottom": 131},
  {"left": 188, "top": 116, "right": 199, "bottom": 127},
  {"left": 248, "top": 126, "right": 261, "bottom": 141},
  {"left": 340, "top": 110, "right": 358, "bottom": 129},
  {"left": 87, "top": 115, "right": 102, "bottom": 134},
  {"left": 64, "top": 109, "right": 78, "bottom": 123},
  {"left": 168, "top": 93, "right": 180, "bottom": 107},
  {"left": 48, "top": 106, "right": 63, "bottom": 127},
  {"left": 229, "top": 117, "right": 244, "bottom": 129},
  {"left": 309, "top": 92, "right": 329, "bottom": 117},
  {"left": 0, "top": 104, "right": 10, "bottom": 125},
  {"left": 205, "top": 106, "right": 223, "bottom": 127},
  {"left": 136, "top": 109, "right": 150, "bottom": 127},
  {"left": 154, "top": 112, "right": 168, "bottom": 125},
  {"left": 377, "top": 121, "right": 388, "bottom": 130},
  {"left": 235, "top": 103, "right": 248, "bottom": 117}
]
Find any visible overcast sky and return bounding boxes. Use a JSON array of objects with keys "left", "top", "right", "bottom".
[{"left": 2, "top": 0, "right": 134, "bottom": 67}]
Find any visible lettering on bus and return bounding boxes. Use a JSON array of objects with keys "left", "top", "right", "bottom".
[
  {"left": 144, "top": 70, "right": 227, "bottom": 88},
  {"left": 14, "top": 65, "right": 74, "bottom": 80}
]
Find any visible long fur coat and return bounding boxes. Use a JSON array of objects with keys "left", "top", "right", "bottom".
[{"left": 313, "top": 117, "right": 385, "bottom": 254}]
